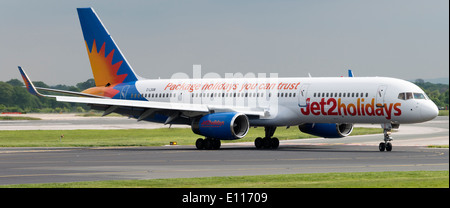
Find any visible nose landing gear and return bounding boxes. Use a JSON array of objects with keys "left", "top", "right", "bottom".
[
  {"left": 379, "top": 129, "right": 393, "bottom": 151},
  {"left": 379, "top": 123, "right": 398, "bottom": 152}
]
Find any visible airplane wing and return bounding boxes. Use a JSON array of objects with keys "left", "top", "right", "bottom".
[{"left": 18, "top": 67, "right": 266, "bottom": 120}]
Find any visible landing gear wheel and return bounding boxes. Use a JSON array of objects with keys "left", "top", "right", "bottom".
[
  {"left": 379, "top": 124, "right": 395, "bottom": 152},
  {"left": 386, "top": 142, "right": 392, "bottom": 152},
  {"left": 271, "top": 137, "right": 279, "bottom": 149},
  {"left": 263, "top": 138, "right": 272, "bottom": 149},
  {"left": 254, "top": 137, "right": 279, "bottom": 149},
  {"left": 196, "top": 138, "right": 204, "bottom": 150},
  {"left": 379, "top": 142, "right": 386, "bottom": 152},
  {"left": 255, "top": 137, "right": 263, "bottom": 149},
  {"left": 254, "top": 127, "right": 280, "bottom": 150},
  {"left": 212, "top": 139, "right": 221, "bottom": 150},
  {"left": 197, "top": 138, "right": 221, "bottom": 150},
  {"left": 204, "top": 137, "right": 213, "bottom": 150},
  {"left": 196, "top": 138, "right": 221, "bottom": 150}
]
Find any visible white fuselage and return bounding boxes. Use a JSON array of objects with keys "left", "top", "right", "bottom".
[{"left": 130, "top": 76, "right": 438, "bottom": 126}]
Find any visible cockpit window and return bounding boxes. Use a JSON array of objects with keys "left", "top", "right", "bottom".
[
  {"left": 398, "top": 92, "right": 427, "bottom": 100},
  {"left": 414, "top": 93, "right": 425, "bottom": 99},
  {"left": 406, "top": 92, "right": 413, "bottom": 100}
]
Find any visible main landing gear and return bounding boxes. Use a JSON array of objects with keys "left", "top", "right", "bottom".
[
  {"left": 196, "top": 137, "right": 221, "bottom": 150},
  {"left": 255, "top": 126, "right": 279, "bottom": 149},
  {"left": 379, "top": 123, "right": 398, "bottom": 152}
]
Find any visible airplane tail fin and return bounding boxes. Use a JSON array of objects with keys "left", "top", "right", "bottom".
[{"left": 77, "top": 8, "right": 140, "bottom": 87}]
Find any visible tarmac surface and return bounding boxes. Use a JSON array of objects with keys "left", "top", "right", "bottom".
[{"left": 0, "top": 114, "right": 448, "bottom": 185}]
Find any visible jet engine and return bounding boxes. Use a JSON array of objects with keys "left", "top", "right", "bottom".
[
  {"left": 298, "top": 123, "right": 353, "bottom": 138},
  {"left": 191, "top": 112, "right": 249, "bottom": 140}
]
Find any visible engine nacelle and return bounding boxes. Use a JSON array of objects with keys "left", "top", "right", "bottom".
[
  {"left": 298, "top": 123, "right": 353, "bottom": 138},
  {"left": 191, "top": 112, "right": 249, "bottom": 140}
]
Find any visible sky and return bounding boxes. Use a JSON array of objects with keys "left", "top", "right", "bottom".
[{"left": 0, "top": 0, "right": 448, "bottom": 85}]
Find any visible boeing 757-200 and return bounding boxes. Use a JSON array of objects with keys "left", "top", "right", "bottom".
[{"left": 18, "top": 8, "right": 439, "bottom": 151}]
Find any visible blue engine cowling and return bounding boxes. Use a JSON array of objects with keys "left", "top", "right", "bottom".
[
  {"left": 298, "top": 123, "right": 353, "bottom": 138},
  {"left": 191, "top": 112, "right": 250, "bottom": 140}
]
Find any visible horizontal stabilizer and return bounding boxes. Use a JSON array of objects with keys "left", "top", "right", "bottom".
[
  {"left": 18, "top": 66, "right": 107, "bottom": 98},
  {"left": 18, "top": 66, "right": 46, "bottom": 97},
  {"left": 35, "top": 87, "right": 107, "bottom": 98}
]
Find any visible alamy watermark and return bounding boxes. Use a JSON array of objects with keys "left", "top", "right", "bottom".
[{"left": 163, "top": 65, "right": 300, "bottom": 117}]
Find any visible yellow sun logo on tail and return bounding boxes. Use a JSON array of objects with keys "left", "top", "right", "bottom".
[{"left": 86, "top": 40, "right": 127, "bottom": 87}]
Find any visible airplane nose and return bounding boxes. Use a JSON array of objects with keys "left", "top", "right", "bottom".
[{"left": 421, "top": 101, "right": 439, "bottom": 121}]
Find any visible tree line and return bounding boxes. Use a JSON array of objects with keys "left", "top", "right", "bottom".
[
  {"left": 0, "top": 79, "right": 95, "bottom": 113},
  {"left": 0, "top": 78, "right": 448, "bottom": 113},
  {"left": 414, "top": 79, "right": 449, "bottom": 110}
]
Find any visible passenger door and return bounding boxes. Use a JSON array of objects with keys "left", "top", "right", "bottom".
[
  {"left": 376, "top": 85, "right": 387, "bottom": 108},
  {"left": 298, "top": 83, "right": 310, "bottom": 107}
]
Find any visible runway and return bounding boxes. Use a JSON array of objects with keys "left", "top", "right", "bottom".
[
  {"left": 0, "top": 116, "right": 448, "bottom": 185},
  {"left": 0, "top": 145, "right": 447, "bottom": 185}
]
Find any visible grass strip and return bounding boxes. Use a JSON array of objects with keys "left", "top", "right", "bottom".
[
  {"left": 0, "top": 116, "right": 41, "bottom": 120},
  {"left": 1, "top": 171, "right": 447, "bottom": 188},
  {"left": 0, "top": 127, "right": 381, "bottom": 147}
]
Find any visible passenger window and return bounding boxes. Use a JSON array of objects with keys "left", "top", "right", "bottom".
[
  {"left": 406, "top": 92, "right": 413, "bottom": 100},
  {"left": 398, "top": 93, "right": 405, "bottom": 100},
  {"left": 414, "top": 93, "right": 425, "bottom": 99}
]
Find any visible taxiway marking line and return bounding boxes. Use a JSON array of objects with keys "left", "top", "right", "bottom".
[
  {"left": 0, "top": 171, "right": 148, "bottom": 178},
  {"left": 0, "top": 163, "right": 447, "bottom": 179}
]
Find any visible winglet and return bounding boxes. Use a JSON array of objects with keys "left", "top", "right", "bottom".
[
  {"left": 348, "top": 69, "right": 354, "bottom": 77},
  {"left": 18, "top": 66, "right": 45, "bottom": 97}
]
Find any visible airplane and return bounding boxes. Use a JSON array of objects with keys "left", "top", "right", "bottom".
[{"left": 18, "top": 7, "right": 439, "bottom": 151}]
